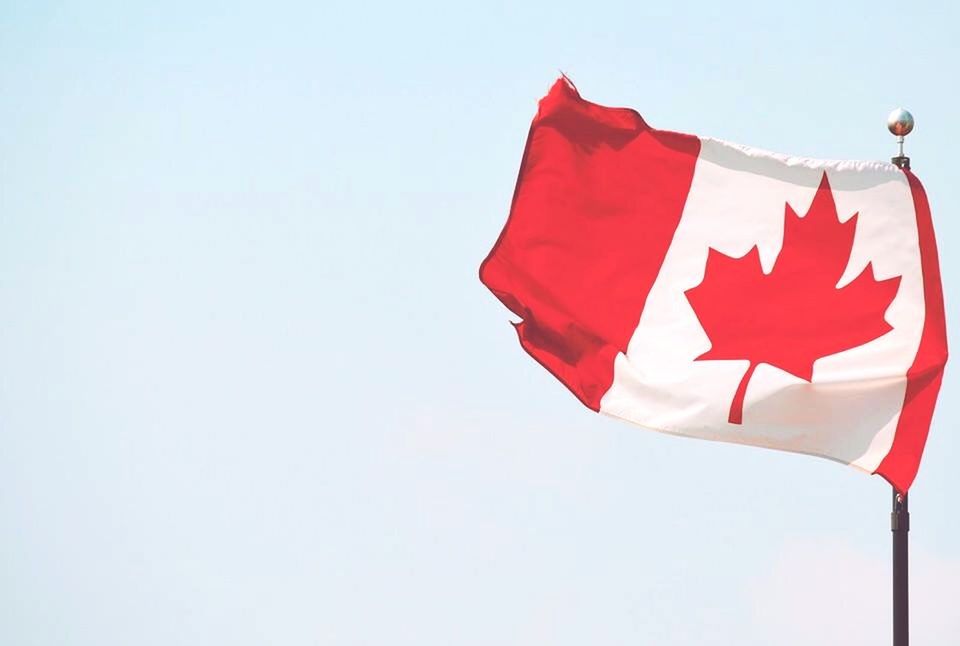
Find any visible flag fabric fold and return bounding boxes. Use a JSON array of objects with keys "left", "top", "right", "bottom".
[{"left": 480, "top": 78, "right": 947, "bottom": 493}]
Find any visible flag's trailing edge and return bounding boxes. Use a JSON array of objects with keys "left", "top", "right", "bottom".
[{"left": 480, "top": 78, "right": 947, "bottom": 493}]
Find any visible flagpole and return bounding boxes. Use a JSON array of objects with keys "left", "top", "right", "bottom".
[
  {"left": 891, "top": 489, "right": 909, "bottom": 646},
  {"left": 887, "top": 107, "right": 914, "bottom": 646}
]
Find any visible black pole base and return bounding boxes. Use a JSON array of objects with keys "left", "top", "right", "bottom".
[{"left": 892, "top": 489, "right": 909, "bottom": 646}]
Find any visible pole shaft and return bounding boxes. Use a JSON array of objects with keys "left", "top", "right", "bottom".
[
  {"left": 889, "top": 136, "right": 911, "bottom": 646},
  {"left": 892, "top": 489, "right": 909, "bottom": 646}
]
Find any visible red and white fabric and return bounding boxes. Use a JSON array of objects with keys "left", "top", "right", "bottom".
[{"left": 480, "top": 78, "right": 947, "bottom": 493}]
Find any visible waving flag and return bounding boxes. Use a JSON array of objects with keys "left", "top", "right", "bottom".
[{"left": 480, "top": 78, "right": 947, "bottom": 492}]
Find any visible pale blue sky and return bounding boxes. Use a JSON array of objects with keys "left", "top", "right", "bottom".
[{"left": 1, "top": 1, "right": 958, "bottom": 644}]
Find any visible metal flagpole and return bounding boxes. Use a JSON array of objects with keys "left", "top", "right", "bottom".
[
  {"left": 892, "top": 489, "right": 909, "bottom": 646},
  {"left": 887, "top": 107, "right": 914, "bottom": 646}
]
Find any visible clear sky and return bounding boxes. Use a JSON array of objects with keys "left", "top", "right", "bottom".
[{"left": 1, "top": 1, "right": 958, "bottom": 644}]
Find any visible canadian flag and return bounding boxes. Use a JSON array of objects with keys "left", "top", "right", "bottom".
[{"left": 480, "top": 78, "right": 947, "bottom": 493}]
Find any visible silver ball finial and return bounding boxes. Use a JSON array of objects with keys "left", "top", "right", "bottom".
[
  {"left": 887, "top": 108, "right": 914, "bottom": 169},
  {"left": 887, "top": 108, "right": 914, "bottom": 137}
]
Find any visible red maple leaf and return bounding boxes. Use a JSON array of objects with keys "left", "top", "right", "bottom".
[{"left": 684, "top": 173, "right": 902, "bottom": 424}]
